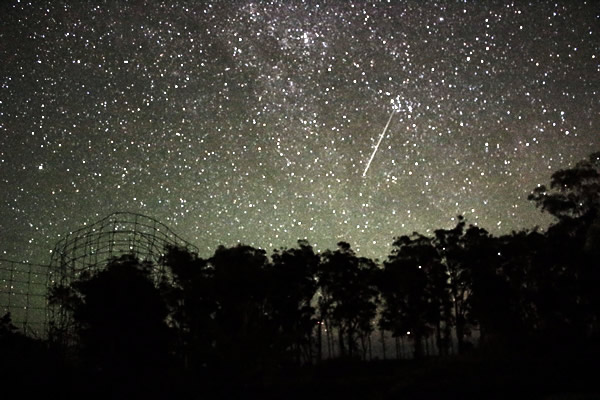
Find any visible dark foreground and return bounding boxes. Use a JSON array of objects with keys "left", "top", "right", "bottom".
[{"left": 3, "top": 342, "right": 600, "bottom": 400}]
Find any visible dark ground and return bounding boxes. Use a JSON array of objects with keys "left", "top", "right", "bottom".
[{"left": 2, "top": 339, "right": 600, "bottom": 400}]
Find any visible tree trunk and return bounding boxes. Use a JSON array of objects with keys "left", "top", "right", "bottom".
[
  {"left": 295, "top": 342, "right": 301, "bottom": 365},
  {"left": 338, "top": 327, "right": 346, "bottom": 357},
  {"left": 307, "top": 333, "right": 313, "bottom": 365},
  {"left": 347, "top": 329, "right": 353, "bottom": 358},
  {"left": 381, "top": 330, "right": 387, "bottom": 360},
  {"left": 444, "top": 318, "right": 453, "bottom": 355},
  {"left": 429, "top": 334, "right": 434, "bottom": 356},
  {"left": 326, "top": 320, "right": 333, "bottom": 359},
  {"left": 436, "top": 320, "right": 444, "bottom": 356},
  {"left": 358, "top": 334, "right": 365, "bottom": 360},
  {"left": 414, "top": 333, "right": 423, "bottom": 359},
  {"left": 317, "top": 320, "right": 322, "bottom": 362},
  {"left": 479, "top": 324, "right": 486, "bottom": 348},
  {"left": 454, "top": 300, "right": 465, "bottom": 354}
]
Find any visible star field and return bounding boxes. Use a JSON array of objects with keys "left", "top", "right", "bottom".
[{"left": 1, "top": 1, "right": 598, "bottom": 263}]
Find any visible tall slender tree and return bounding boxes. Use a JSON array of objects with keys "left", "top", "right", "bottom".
[
  {"left": 270, "top": 240, "right": 319, "bottom": 364},
  {"left": 434, "top": 217, "right": 470, "bottom": 354},
  {"left": 208, "top": 244, "right": 274, "bottom": 374},
  {"left": 528, "top": 151, "right": 600, "bottom": 344},
  {"left": 161, "top": 245, "right": 214, "bottom": 369},
  {"left": 380, "top": 233, "right": 446, "bottom": 359},
  {"left": 317, "top": 242, "right": 378, "bottom": 359}
]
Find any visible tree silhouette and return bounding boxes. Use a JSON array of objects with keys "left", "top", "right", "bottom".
[
  {"left": 270, "top": 240, "right": 319, "bottom": 364},
  {"left": 528, "top": 152, "right": 600, "bottom": 220},
  {"left": 380, "top": 233, "right": 446, "bottom": 359},
  {"left": 317, "top": 242, "right": 378, "bottom": 359},
  {"left": 423, "top": 239, "right": 453, "bottom": 357},
  {"left": 49, "top": 254, "right": 172, "bottom": 377},
  {"left": 528, "top": 151, "right": 600, "bottom": 345},
  {"left": 434, "top": 217, "right": 471, "bottom": 354},
  {"left": 0, "top": 313, "right": 61, "bottom": 398},
  {"left": 0, "top": 313, "right": 17, "bottom": 337},
  {"left": 460, "top": 225, "right": 522, "bottom": 349},
  {"left": 161, "top": 245, "right": 215, "bottom": 370},
  {"left": 207, "top": 243, "right": 276, "bottom": 376},
  {"left": 8, "top": 152, "right": 600, "bottom": 397}
]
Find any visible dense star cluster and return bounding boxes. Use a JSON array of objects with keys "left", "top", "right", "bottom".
[{"left": 1, "top": 1, "right": 598, "bottom": 263}]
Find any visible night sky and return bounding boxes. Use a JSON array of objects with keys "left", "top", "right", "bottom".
[{"left": 1, "top": 1, "right": 598, "bottom": 264}]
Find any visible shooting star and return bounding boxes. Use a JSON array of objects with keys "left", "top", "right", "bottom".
[{"left": 362, "top": 109, "right": 396, "bottom": 177}]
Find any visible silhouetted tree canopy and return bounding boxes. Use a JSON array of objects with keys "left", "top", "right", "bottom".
[
  {"left": 0, "top": 313, "right": 17, "bottom": 337},
  {"left": 270, "top": 240, "right": 320, "bottom": 363},
  {"left": 380, "top": 233, "right": 447, "bottom": 358},
  {"left": 49, "top": 254, "right": 172, "bottom": 375},
  {"left": 433, "top": 217, "right": 471, "bottom": 354},
  {"left": 528, "top": 152, "right": 600, "bottom": 220},
  {"left": 318, "top": 242, "right": 378, "bottom": 359},
  {"left": 161, "top": 245, "right": 214, "bottom": 368},
  {"left": 27, "top": 151, "right": 600, "bottom": 397}
]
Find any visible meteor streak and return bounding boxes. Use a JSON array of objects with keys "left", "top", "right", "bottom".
[{"left": 362, "top": 110, "right": 396, "bottom": 177}]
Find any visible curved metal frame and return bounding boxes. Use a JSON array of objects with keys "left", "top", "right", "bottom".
[{"left": 1, "top": 212, "right": 198, "bottom": 337}]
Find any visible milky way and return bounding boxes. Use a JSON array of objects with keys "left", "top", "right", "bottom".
[{"left": 1, "top": 1, "right": 598, "bottom": 263}]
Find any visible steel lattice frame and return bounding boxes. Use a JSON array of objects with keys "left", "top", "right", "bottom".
[
  {"left": 49, "top": 212, "right": 198, "bottom": 280},
  {"left": 0, "top": 259, "right": 49, "bottom": 336},
  {"left": 1, "top": 212, "right": 198, "bottom": 337}
]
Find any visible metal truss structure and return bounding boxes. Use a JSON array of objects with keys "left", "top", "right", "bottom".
[
  {"left": 0, "top": 259, "right": 49, "bottom": 336},
  {"left": 1, "top": 212, "right": 198, "bottom": 337}
]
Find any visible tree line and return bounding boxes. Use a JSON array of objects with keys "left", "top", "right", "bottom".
[{"left": 2, "top": 151, "right": 599, "bottom": 390}]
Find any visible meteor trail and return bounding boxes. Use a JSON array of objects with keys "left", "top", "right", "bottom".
[{"left": 362, "top": 110, "right": 396, "bottom": 177}]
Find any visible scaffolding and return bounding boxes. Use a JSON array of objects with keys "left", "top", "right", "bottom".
[
  {"left": 0, "top": 212, "right": 198, "bottom": 337},
  {"left": 0, "top": 259, "right": 49, "bottom": 337}
]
